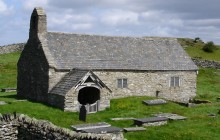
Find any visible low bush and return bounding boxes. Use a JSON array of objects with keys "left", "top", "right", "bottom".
[{"left": 202, "top": 41, "right": 216, "bottom": 52}]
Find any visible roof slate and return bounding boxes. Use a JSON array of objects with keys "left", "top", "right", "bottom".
[
  {"left": 49, "top": 69, "right": 88, "bottom": 96},
  {"left": 46, "top": 32, "right": 198, "bottom": 71}
]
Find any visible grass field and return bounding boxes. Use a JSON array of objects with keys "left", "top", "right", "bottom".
[
  {"left": 185, "top": 46, "right": 220, "bottom": 62},
  {"left": 0, "top": 52, "right": 20, "bottom": 89},
  {"left": 0, "top": 51, "right": 220, "bottom": 140}
]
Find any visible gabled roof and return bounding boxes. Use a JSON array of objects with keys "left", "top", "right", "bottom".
[
  {"left": 49, "top": 69, "right": 110, "bottom": 96},
  {"left": 46, "top": 32, "right": 198, "bottom": 71}
]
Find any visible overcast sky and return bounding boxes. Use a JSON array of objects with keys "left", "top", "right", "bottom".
[{"left": 0, "top": 0, "right": 220, "bottom": 46}]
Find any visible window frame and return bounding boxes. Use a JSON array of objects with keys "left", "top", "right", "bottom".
[
  {"left": 170, "top": 76, "right": 180, "bottom": 87},
  {"left": 117, "top": 78, "right": 128, "bottom": 88}
]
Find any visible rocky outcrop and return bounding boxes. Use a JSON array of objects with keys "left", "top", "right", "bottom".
[
  {"left": 0, "top": 113, "right": 124, "bottom": 140},
  {"left": 0, "top": 43, "right": 25, "bottom": 54},
  {"left": 192, "top": 58, "right": 220, "bottom": 69}
]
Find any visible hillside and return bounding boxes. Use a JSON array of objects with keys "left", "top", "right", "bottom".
[{"left": 178, "top": 38, "right": 220, "bottom": 62}]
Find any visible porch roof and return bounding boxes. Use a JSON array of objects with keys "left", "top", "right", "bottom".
[{"left": 49, "top": 69, "right": 110, "bottom": 96}]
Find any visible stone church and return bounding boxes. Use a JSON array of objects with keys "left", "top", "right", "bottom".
[{"left": 17, "top": 8, "right": 198, "bottom": 113}]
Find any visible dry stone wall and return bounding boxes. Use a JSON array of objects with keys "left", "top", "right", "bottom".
[
  {"left": 0, "top": 43, "right": 25, "bottom": 54},
  {"left": 0, "top": 113, "right": 18, "bottom": 140},
  {"left": 0, "top": 113, "right": 124, "bottom": 140},
  {"left": 192, "top": 58, "right": 220, "bottom": 69}
]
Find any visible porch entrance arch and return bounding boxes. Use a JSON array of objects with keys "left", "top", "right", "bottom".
[{"left": 78, "top": 87, "right": 100, "bottom": 113}]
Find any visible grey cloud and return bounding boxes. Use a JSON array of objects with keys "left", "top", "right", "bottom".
[
  {"left": 29, "top": 0, "right": 220, "bottom": 44},
  {"left": 1, "top": 0, "right": 220, "bottom": 45}
]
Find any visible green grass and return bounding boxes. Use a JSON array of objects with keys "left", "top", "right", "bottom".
[
  {"left": 0, "top": 52, "right": 220, "bottom": 140},
  {"left": 196, "top": 68, "right": 220, "bottom": 101},
  {"left": 0, "top": 52, "right": 20, "bottom": 89},
  {"left": 1, "top": 94, "right": 220, "bottom": 140},
  {"left": 185, "top": 46, "right": 220, "bottom": 62}
]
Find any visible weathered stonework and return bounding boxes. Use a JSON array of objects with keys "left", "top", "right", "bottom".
[
  {"left": 94, "top": 70, "right": 197, "bottom": 103},
  {"left": 0, "top": 43, "right": 25, "bottom": 54},
  {"left": 0, "top": 113, "right": 124, "bottom": 140},
  {"left": 17, "top": 39, "right": 49, "bottom": 103},
  {"left": 64, "top": 85, "right": 111, "bottom": 112},
  {"left": 48, "top": 68, "right": 67, "bottom": 91},
  {"left": 46, "top": 69, "right": 197, "bottom": 112},
  {"left": 142, "top": 121, "right": 168, "bottom": 127},
  {"left": 192, "top": 58, "right": 220, "bottom": 69}
]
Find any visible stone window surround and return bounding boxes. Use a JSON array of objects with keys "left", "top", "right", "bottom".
[
  {"left": 117, "top": 78, "right": 128, "bottom": 88},
  {"left": 170, "top": 76, "right": 180, "bottom": 87}
]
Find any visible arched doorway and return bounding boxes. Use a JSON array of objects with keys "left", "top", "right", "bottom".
[{"left": 78, "top": 87, "right": 100, "bottom": 113}]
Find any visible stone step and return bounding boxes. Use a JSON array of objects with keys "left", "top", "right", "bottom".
[
  {"left": 142, "top": 121, "right": 167, "bottom": 127},
  {"left": 80, "top": 126, "right": 123, "bottom": 134},
  {"left": 134, "top": 117, "right": 168, "bottom": 126},
  {"left": 153, "top": 113, "right": 187, "bottom": 120},
  {"left": 1, "top": 88, "right": 16, "bottom": 92},
  {"left": 123, "top": 127, "right": 146, "bottom": 132},
  {"left": 111, "top": 117, "right": 135, "bottom": 121},
  {"left": 71, "top": 122, "right": 111, "bottom": 131},
  {"left": 142, "top": 99, "right": 167, "bottom": 106},
  {"left": 0, "top": 101, "right": 7, "bottom": 105}
]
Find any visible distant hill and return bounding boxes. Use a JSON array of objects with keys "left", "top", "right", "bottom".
[{"left": 177, "top": 38, "right": 220, "bottom": 62}]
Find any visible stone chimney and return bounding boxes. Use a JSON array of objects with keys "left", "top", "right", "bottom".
[{"left": 29, "top": 7, "right": 47, "bottom": 37}]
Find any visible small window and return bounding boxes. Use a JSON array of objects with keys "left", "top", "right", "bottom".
[
  {"left": 170, "top": 76, "right": 180, "bottom": 87},
  {"left": 117, "top": 79, "right": 128, "bottom": 88}
]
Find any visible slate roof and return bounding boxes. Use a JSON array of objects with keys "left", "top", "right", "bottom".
[
  {"left": 46, "top": 32, "right": 198, "bottom": 71},
  {"left": 49, "top": 69, "right": 88, "bottom": 96},
  {"left": 49, "top": 69, "right": 111, "bottom": 96}
]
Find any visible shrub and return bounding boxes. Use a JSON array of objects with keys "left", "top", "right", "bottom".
[
  {"left": 194, "top": 37, "right": 202, "bottom": 43},
  {"left": 202, "top": 41, "right": 216, "bottom": 52}
]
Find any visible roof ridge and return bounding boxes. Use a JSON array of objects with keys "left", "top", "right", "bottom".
[{"left": 47, "top": 32, "right": 176, "bottom": 40}]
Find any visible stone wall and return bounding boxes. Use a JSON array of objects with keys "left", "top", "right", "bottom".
[
  {"left": 17, "top": 38, "right": 49, "bottom": 103},
  {"left": 0, "top": 43, "right": 25, "bottom": 54},
  {"left": 192, "top": 58, "right": 220, "bottom": 69},
  {"left": 48, "top": 93, "right": 65, "bottom": 110},
  {"left": 0, "top": 113, "right": 124, "bottom": 140},
  {"left": 94, "top": 70, "right": 197, "bottom": 103},
  {"left": 0, "top": 114, "right": 18, "bottom": 140},
  {"left": 48, "top": 70, "right": 196, "bottom": 112},
  {"left": 48, "top": 68, "right": 67, "bottom": 91}
]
